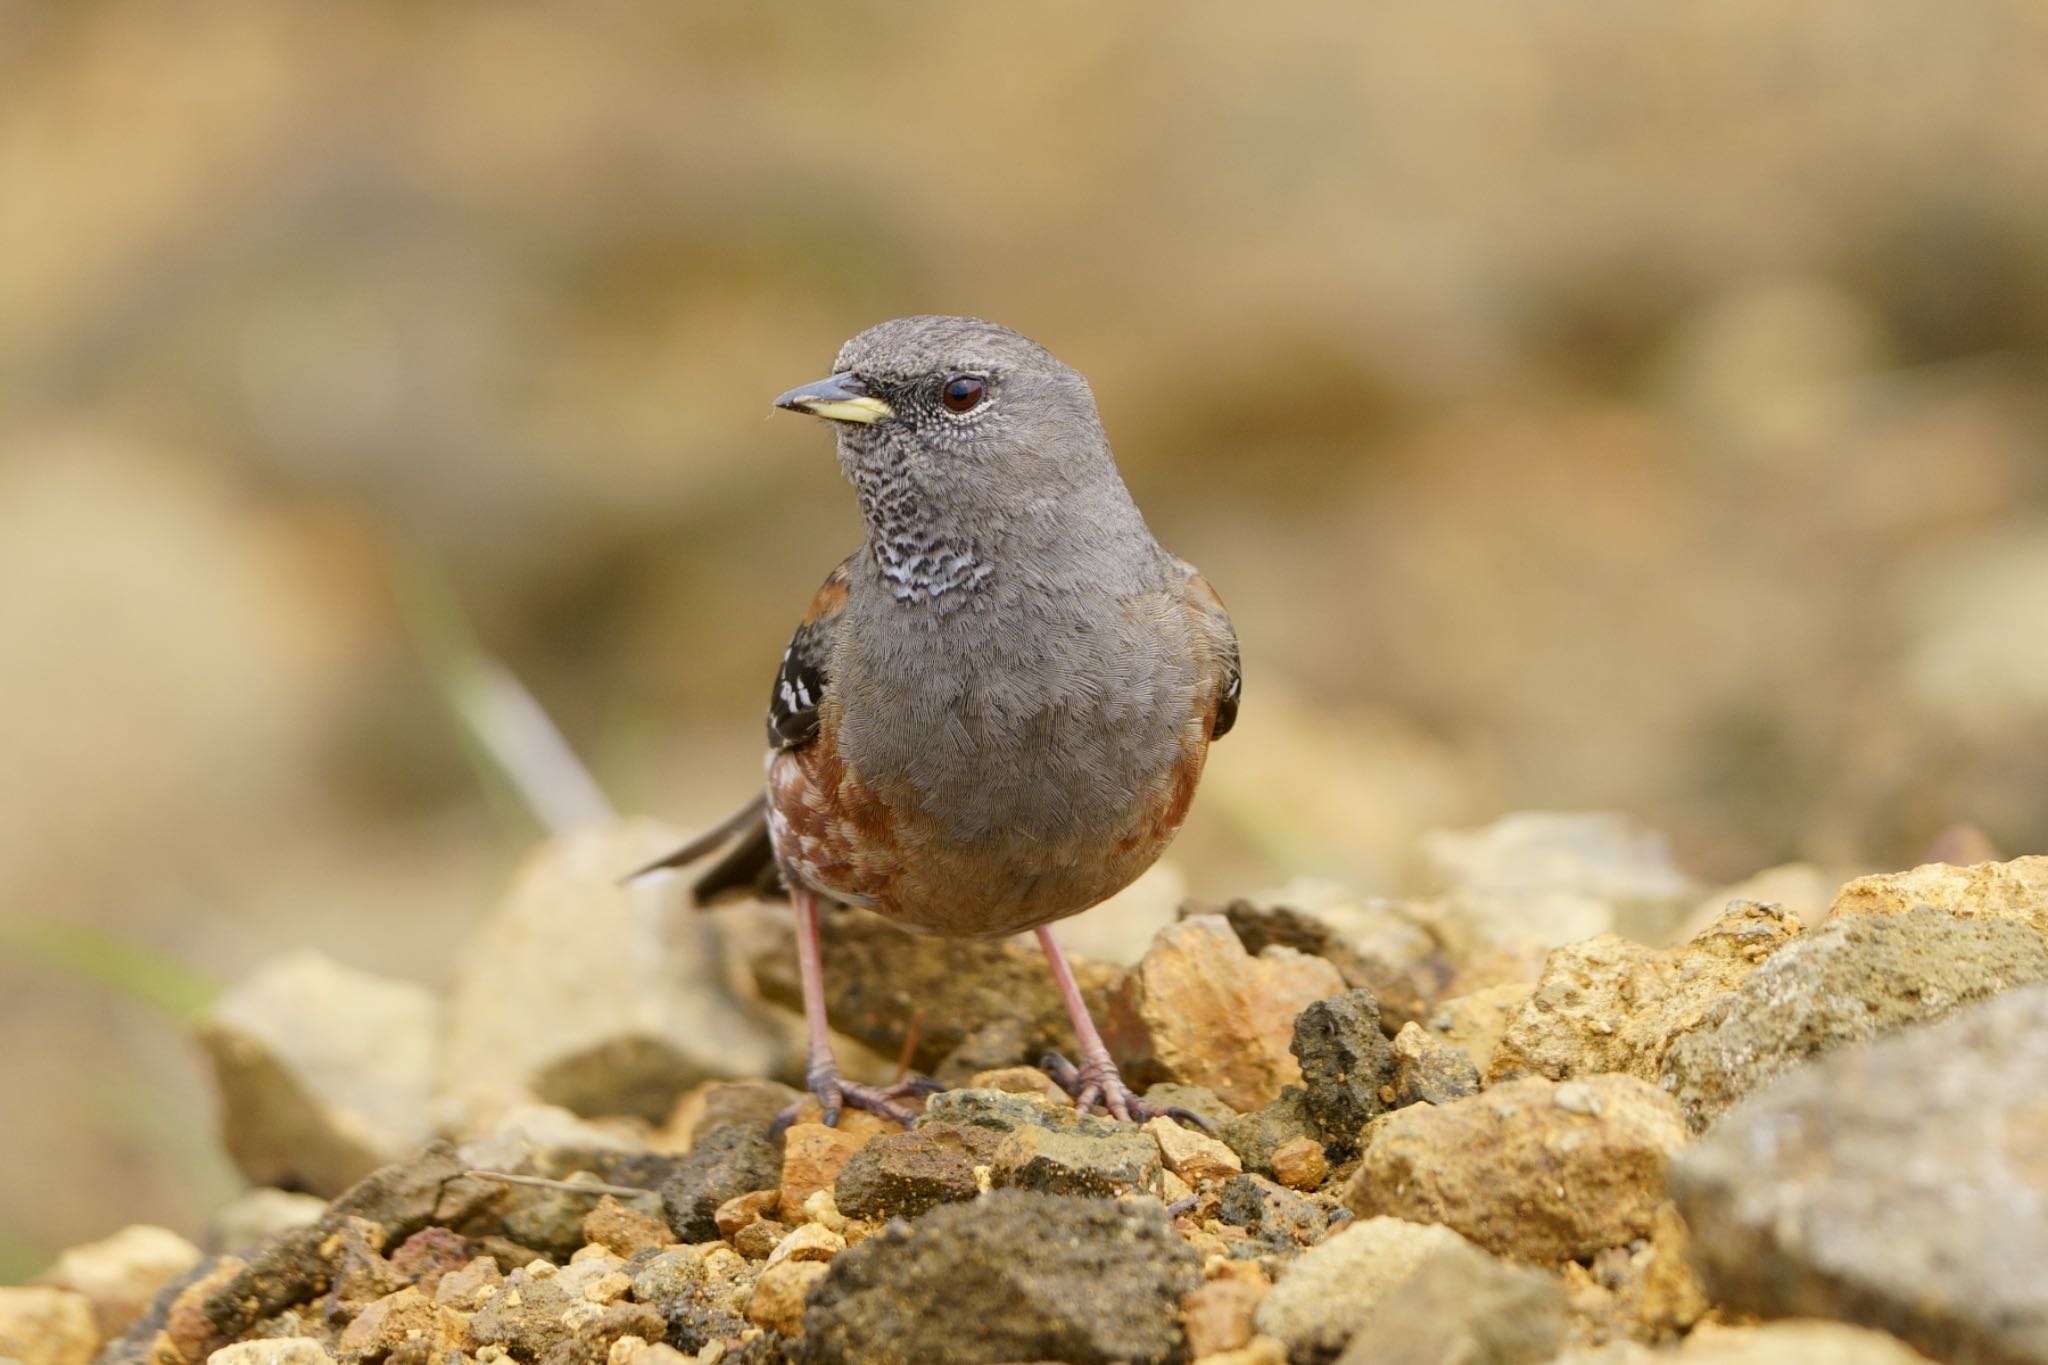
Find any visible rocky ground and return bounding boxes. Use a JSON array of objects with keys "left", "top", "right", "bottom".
[{"left": 5, "top": 815, "right": 2046, "bottom": 1365}]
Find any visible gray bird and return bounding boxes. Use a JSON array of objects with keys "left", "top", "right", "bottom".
[{"left": 639, "top": 315, "right": 1240, "bottom": 1123}]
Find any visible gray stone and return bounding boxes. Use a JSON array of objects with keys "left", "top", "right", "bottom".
[
  {"left": 1673, "top": 984, "right": 2048, "bottom": 1365},
  {"left": 198, "top": 949, "right": 441, "bottom": 1197},
  {"left": 1335, "top": 1237, "right": 1567, "bottom": 1365},
  {"left": 833, "top": 1124, "right": 1002, "bottom": 1221},
  {"left": 1254, "top": 1217, "right": 1482, "bottom": 1363},
  {"left": 918, "top": 1086, "right": 1124, "bottom": 1137},
  {"left": 630, "top": 1244, "right": 757, "bottom": 1352},
  {"left": 805, "top": 1190, "right": 1200, "bottom": 1364},
  {"left": 1220, "top": 1085, "right": 1319, "bottom": 1178},
  {"left": 440, "top": 821, "right": 788, "bottom": 1131},
  {"left": 1386, "top": 1021, "right": 1480, "bottom": 1108},
  {"left": 1660, "top": 904, "right": 2048, "bottom": 1129},
  {"left": 660, "top": 1122, "right": 782, "bottom": 1243},
  {"left": 988, "top": 1124, "right": 1163, "bottom": 1199},
  {"left": 1217, "top": 1173, "right": 1327, "bottom": 1249},
  {"left": 1291, "top": 990, "right": 1397, "bottom": 1153}
]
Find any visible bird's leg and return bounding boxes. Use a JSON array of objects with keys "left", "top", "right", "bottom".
[
  {"left": 1036, "top": 925, "right": 1177, "bottom": 1124},
  {"left": 788, "top": 887, "right": 938, "bottom": 1128}
]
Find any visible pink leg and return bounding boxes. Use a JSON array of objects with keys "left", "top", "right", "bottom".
[
  {"left": 1036, "top": 925, "right": 1160, "bottom": 1123},
  {"left": 792, "top": 887, "right": 937, "bottom": 1127}
]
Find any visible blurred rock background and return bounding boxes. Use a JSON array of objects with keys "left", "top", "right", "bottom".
[{"left": 1, "top": 0, "right": 2044, "bottom": 1274}]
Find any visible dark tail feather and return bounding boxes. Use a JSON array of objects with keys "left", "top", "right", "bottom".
[
  {"left": 622, "top": 794, "right": 777, "bottom": 895},
  {"left": 690, "top": 818, "right": 786, "bottom": 905}
]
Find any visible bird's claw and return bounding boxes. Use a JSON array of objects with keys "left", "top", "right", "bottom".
[
  {"left": 1039, "top": 1050, "right": 1184, "bottom": 1124},
  {"left": 777, "top": 1058, "right": 939, "bottom": 1133}
]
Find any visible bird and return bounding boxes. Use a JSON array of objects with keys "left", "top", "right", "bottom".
[{"left": 635, "top": 315, "right": 1240, "bottom": 1125}]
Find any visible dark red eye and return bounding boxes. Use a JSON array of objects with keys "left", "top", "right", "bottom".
[{"left": 940, "top": 374, "right": 985, "bottom": 413}]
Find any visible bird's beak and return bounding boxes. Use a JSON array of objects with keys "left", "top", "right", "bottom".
[{"left": 774, "top": 372, "right": 893, "bottom": 425}]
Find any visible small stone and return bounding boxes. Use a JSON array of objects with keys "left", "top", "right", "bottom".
[
  {"left": 989, "top": 1123, "right": 1164, "bottom": 1198},
  {"left": 584, "top": 1269, "right": 634, "bottom": 1305},
  {"left": 1183, "top": 1277, "right": 1265, "bottom": 1357},
  {"left": 779, "top": 1122, "right": 873, "bottom": 1223},
  {"left": 1424, "top": 982, "right": 1533, "bottom": 1077},
  {"left": 967, "top": 1065, "right": 1075, "bottom": 1103},
  {"left": 748, "top": 1257, "right": 830, "bottom": 1336},
  {"left": 388, "top": 1225, "right": 472, "bottom": 1298},
  {"left": 1291, "top": 990, "right": 1398, "bottom": 1153},
  {"left": 198, "top": 949, "right": 441, "bottom": 1195},
  {"left": 1218, "top": 1087, "right": 1317, "bottom": 1177},
  {"left": 833, "top": 1123, "right": 1002, "bottom": 1221},
  {"left": 1252, "top": 1217, "right": 1478, "bottom": 1361},
  {"left": 606, "top": 1340, "right": 696, "bottom": 1365},
  {"left": 1348, "top": 1074, "right": 1688, "bottom": 1263},
  {"left": 440, "top": 823, "right": 788, "bottom": 1131},
  {"left": 629, "top": 1245, "right": 756, "bottom": 1352},
  {"left": 1333, "top": 1237, "right": 1566, "bottom": 1365},
  {"left": 205, "top": 1342, "right": 338, "bottom": 1365},
  {"left": 0, "top": 1287, "right": 98, "bottom": 1365},
  {"left": 765, "top": 1222, "right": 845, "bottom": 1270},
  {"left": 919, "top": 1085, "right": 1122, "bottom": 1136},
  {"left": 802, "top": 1188, "right": 847, "bottom": 1232},
  {"left": 1385, "top": 1020, "right": 1480, "bottom": 1107},
  {"left": 1145, "top": 1116, "right": 1243, "bottom": 1184},
  {"left": 1673, "top": 985, "right": 2048, "bottom": 1365},
  {"left": 433, "top": 1256, "right": 504, "bottom": 1310},
  {"left": 1216, "top": 1174, "right": 1325, "bottom": 1249},
  {"left": 1268, "top": 1136, "right": 1328, "bottom": 1191},
  {"left": 732, "top": 1219, "right": 788, "bottom": 1260},
  {"left": 1660, "top": 904, "right": 2048, "bottom": 1129},
  {"left": 337, "top": 1285, "right": 470, "bottom": 1358},
  {"left": 35, "top": 1223, "right": 200, "bottom": 1339},
  {"left": 1827, "top": 853, "right": 2048, "bottom": 939},
  {"left": 713, "top": 1188, "right": 780, "bottom": 1238},
  {"left": 660, "top": 1123, "right": 782, "bottom": 1242},
  {"left": 805, "top": 1191, "right": 1200, "bottom": 1365},
  {"left": 1106, "top": 915, "right": 1348, "bottom": 1111},
  {"left": 583, "top": 1194, "right": 674, "bottom": 1257}
]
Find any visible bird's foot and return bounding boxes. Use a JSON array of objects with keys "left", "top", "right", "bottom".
[
  {"left": 780, "top": 1057, "right": 942, "bottom": 1131},
  {"left": 1040, "top": 1050, "right": 1208, "bottom": 1128}
]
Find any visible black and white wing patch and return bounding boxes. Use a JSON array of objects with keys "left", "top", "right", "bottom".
[{"left": 766, "top": 557, "right": 851, "bottom": 751}]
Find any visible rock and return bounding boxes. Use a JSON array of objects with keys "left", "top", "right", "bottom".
[
  {"left": 733, "top": 1218, "right": 789, "bottom": 1260},
  {"left": 1549, "top": 1320, "right": 1940, "bottom": 1363},
  {"left": 1659, "top": 904, "right": 2048, "bottom": 1129},
  {"left": 989, "top": 1123, "right": 1164, "bottom": 1199},
  {"left": 1217, "top": 893, "right": 1456, "bottom": 1031},
  {"left": 1672, "top": 985, "right": 2048, "bottom": 1365},
  {"left": 1384, "top": 1021, "right": 1480, "bottom": 1108},
  {"left": 1827, "top": 854, "right": 2048, "bottom": 941},
  {"left": 441, "top": 822, "right": 787, "bottom": 1131},
  {"left": 35, "top": 1223, "right": 201, "bottom": 1338},
  {"left": 1416, "top": 811, "right": 1698, "bottom": 963},
  {"left": 1252, "top": 1216, "right": 1479, "bottom": 1362},
  {"left": 1107, "top": 915, "right": 1347, "bottom": 1111},
  {"left": 748, "top": 1258, "right": 830, "bottom": 1336},
  {"left": 433, "top": 1257, "right": 504, "bottom": 1311},
  {"left": 1489, "top": 901, "right": 1799, "bottom": 1086},
  {"left": 0, "top": 1287, "right": 98, "bottom": 1365},
  {"left": 832, "top": 1124, "right": 1002, "bottom": 1220},
  {"left": 965, "top": 1065, "right": 1074, "bottom": 1104},
  {"left": 1291, "top": 990, "right": 1398, "bottom": 1152},
  {"left": 714, "top": 1188, "right": 781, "bottom": 1239},
  {"left": 1268, "top": 1136, "right": 1328, "bottom": 1191},
  {"left": 1675, "top": 862, "right": 1840, "bottom": 939},
  {"left": 629, "top": 1244, "right": 756, "bottom": 1352},
  {"left": 336, "top": 1285, "right": 471, "bottom": 1358},
  {"left": 1347, "top": 1074, "right": 1687, "bottom": 1263},
  {"left": 205, "top": 1188, "right": 329, "bottom": 1251},
  {"left": 750, "top": 904, "right": 1119, "bottom": 1074},
  {"left": 197, "top": 949, "right": 441, "bottom": 1195},
  {"left": 805, "top": 1190, "right": 1200, "bottom": 1364},
  {"left": 1333, "top": 1236, "right": 1567, "bottom": 1365},
  {"left": 660, "top": 1123, "right": 783, "bottom": 1243},
  {"left": 779, "top": 1122, "right": 874, "bottom": 1224},
  {"left": 669, "top": 1079, "right": 804, "bottom": 1149},
  {"left": 1422, "top": 982, "right": 1532, "bottom": 1078},
  {"left": 918, "top": 1086, "right": 1125, "bottom": 1137},
  {"left": 1217, "top": 1174, "right": 1327, "bottom": 1249},
  {"left": 1219, "top": 1087, "right": 1318, "bottom": 1177},
  {"left": 583, "top": 1195, "right": 673, "bottom": 1257},
  {"left": 1145, "top": 1115, "right": 1243, "bottom": 1184},
  {"left": 1183, "top": 1276, "right": 1266, "bottom": 1357},
  {"left": 764, "top": 1222, "right": 844, "bottom": 1269},
  {"left": 204, "top": 1342, "right": 338, "bottom": 1365}
]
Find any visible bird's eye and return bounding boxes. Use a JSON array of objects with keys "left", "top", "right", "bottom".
[{"left": 940, "top": 374, "right": 986, "bottom": 414}]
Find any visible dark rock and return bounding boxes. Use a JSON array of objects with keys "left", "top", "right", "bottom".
[
  {"left": 660, "top": 1123, "right": 782, "bottom": 1243},
  {"left": 690, "top": 1080, "right": 803, "bottom": 1142},
  {"left": 629, "top": 1244, "right": 757, "bottom": 1352},
  {"left": 988, "top": 1125, "right": 1163, "bottom": 1199},
  {"left": 833, "top": 1124, "right": 1003, "bottom": 1221},
  {"left": 1673, "top": 984, "right": 2048, "bottom": 1365},
  {"left": 471, "top": 1262, "right": 580, "bottom": 1359},
  {"left": 804, "top": 1190, "right": 1200, "bottom": 1365},
  {"left": 1220, "top": 1087, "right": 1318, "bottom": 1177},
  {"left": 536, "top": 1301, "right": 668, "bottom": 1365},
  {"left": 1217, "top": 1173, "right": 1327, "bottom": 1249},
  {"left": 1386, "top": 1021, "right": 1481, "bottom": 1108},
  {"left": 500, "top": 1171, "right": 633, "bottom": 1259},
  {"left": 1292, "top": 991, "right": 1398, "bottom": 1154},
  {"left": 918, "top": 1086, "right": 1125, "bottom": 1137}
]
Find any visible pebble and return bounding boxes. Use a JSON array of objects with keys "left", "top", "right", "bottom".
[
  {"left": 35, "top": 1223, "right": 201, "bottom": 1338},
  {"left": 1267, "top": 1135, "right": 1328, "bottom": 1191},
  {"left": 0, "top": 1287, "right": 99, "bottom": 1365}
]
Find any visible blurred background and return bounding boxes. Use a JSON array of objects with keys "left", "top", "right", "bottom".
[{"left": 3, "top": 1, "right": 2046, "bottom": 1272}]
